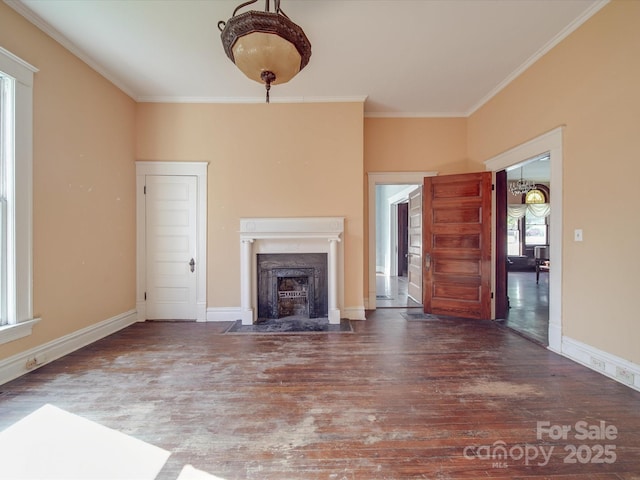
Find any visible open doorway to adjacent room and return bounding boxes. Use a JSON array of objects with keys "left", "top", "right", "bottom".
[
  {"left": 503, "top": 154, "right": 551, "bottom": 345},
  {"left": 375, "top": 184, "right": 422, "bottom": 308}
]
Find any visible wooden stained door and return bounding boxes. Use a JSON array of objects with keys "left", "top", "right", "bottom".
[
  {"left": 407, "top": 187, "right": 422, "bottom": 303},
  {"left": 422, "top": 172, "right": 492, "bottom": 319}
]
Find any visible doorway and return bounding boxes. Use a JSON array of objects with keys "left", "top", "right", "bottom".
[
  {"left": 502, "top": 155, "right": 551, "bottom": 345},
  {"left": 484, "top": 127, "right": 563, "bottom": 353},
  {"left": 367, "top": 172, "right": 437, "bottom": 310},
  {"left": 135, "top": 161, "right": 208, "bottom": 322},
  {"left": 375, "top": 184, "right": 421, "bottom": 308}
]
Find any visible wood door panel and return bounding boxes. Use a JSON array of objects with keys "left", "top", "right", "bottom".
[
  {"left": 432, "top": 181, "right": 481, "bottom": 198},
  {"left": 433, "top": 282, "right": 481, "bottom": 302},
  {"left": 433, "top": 207, "right": 481, "bottom": 224},
  {"left": 423, "top": 172, "right": 492, "bottom": 320},
  {"left": 432, "top": 258, "right": 481, "bottom": 275},
  {"left": 433, "top": 234, "right": 481, "bottom": 250}
]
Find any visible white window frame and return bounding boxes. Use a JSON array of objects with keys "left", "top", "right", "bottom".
[{"left": 0, "top": 47, "right": 39, "bottom": 344}]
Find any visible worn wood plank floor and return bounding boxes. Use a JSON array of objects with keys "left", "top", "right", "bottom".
[{"left": 1, "top": 308, "right": 639, "bottom": 479}]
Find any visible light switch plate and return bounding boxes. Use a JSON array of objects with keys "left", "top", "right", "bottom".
[{"left": 574, "top": 229, "right": 583, "bottom": 242}]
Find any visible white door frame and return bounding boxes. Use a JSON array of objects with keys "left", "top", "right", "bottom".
[
  {"left": 136, "top": 161, "right": 208, "bottom": 322},
  {"left": 484, "top": 126, "right": 564, "bottom": 353},
  {"left": 367, "top": 172, "right": 437, "bottom": 310}
]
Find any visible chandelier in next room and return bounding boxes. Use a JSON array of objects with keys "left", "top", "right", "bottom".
[
  {"left": 218, "top": 0, "right": 312, "bottom": 103},
  {"left": 509, "top": 167, "right": 536, "bottom": 196}
]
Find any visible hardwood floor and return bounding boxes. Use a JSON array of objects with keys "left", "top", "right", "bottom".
[
  {"left": 1, "top": 310, "right": 639, "bottom": 479},
  {"left": 504, "top": 271, "right": 549, "bottom": 345}
]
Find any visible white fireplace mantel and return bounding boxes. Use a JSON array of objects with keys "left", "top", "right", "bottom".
[{"left": 239, "top": 217, "right": 344, "bottom": 325}]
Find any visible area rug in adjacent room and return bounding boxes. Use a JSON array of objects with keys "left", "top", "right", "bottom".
[
  {"left": 225, "top": 316, "right": 352, "bottom": 334},
  {"left": 401, "top": 311, "right": 441, "bottom": 321}
]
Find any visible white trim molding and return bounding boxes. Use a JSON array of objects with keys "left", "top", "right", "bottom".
[
  {"left": 467, "top": 1, "right": 610, "bottom": 116},
  {"left": 0, "top": 310, "right": 137, "bottom": 386},
  {"left": 206, "top": 307, "right": 241, "bottom": 323},
  {"left": 342, "top": 306, "right": 366, "bottom": 321},
  {"left": 239, "top": 217, "right": 344, "bottom": 325},
  {"left": 366, "top": 172, "right": 438, "bottom": 310},
  {"left": 0, "top": 46, "right": 38, "bottom": 343},
  {"left": 562, "top": 337, "right": 640, "bottom": 392},
  {"left": 484, "top": 127, "right": 564, "bottom": 353},
  {"left": 135, "top": 161, "right": 208, "bottom": 322},
  {"left": 0, "top": 318, "right": 40, "bottom": 345}
]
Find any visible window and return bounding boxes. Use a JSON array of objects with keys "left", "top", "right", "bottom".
[
  {"left": 0, "top": 47, "right": 39, "bottom": 344},
  {"left": 524, "top": 187, "right": 549, "bottom": 246},
  {"left": 507, "top": 215, "right": 520, "bottom": 256},
  {"left": 525, "top": 212, "right": 548, "bottom": 246},
  {"left": 525, "top": 188, "right": 546, "bottom": 204},
  {"left": 507, "top": 185, "right": 550, "bottom": 255}
]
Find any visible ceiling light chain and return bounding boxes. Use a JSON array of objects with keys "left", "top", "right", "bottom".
[{"left": 218, "top": 0, "right": 312, "bottom": 103}]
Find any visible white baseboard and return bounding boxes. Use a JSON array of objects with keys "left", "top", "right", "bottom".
[
  {"left": 562, "top": 336, "right": 640, "bottom": 392},
  {"left": 0, "top": 309, "right": 137, "bottom": 386},
  {"left": 196, "top": 302, "right": 207, "bottom": 322},
  {"left": 547, "top": 322, "right": 562, "bottom": 354},
  {"left": 343, "top": 306, "right": 366, "bottom": 321},
  {"left": 206, "top": 307, "right": 242, "bottom": 322}
]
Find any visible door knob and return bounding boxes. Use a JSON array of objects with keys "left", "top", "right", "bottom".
[{"left": 189, "top": 258, "right": 195, "bottom": 273}]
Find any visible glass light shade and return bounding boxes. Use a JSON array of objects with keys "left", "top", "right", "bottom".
[{"left": 232, "top": 32, "right": 302, "bottom": 85}]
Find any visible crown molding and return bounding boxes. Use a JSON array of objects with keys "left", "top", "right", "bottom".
[
  {"left": 4, "top": 0, "right": 137, "bottom": 99},
  {"left": 466, "top": 0, "right": 610, "bottom": 116},
  {"left": 135, "top": 95, "right": 368, "bottom": 105},
  {"left": 364, "top": 111, "right": 466, "bottom": 119}
]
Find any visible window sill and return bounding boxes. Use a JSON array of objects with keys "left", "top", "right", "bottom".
[{"left": 0, "top": 318, "right": 41, "bottom": 345}]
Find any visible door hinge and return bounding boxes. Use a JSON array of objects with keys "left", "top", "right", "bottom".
[
  {"left": 144, "top": 292, "right": 147, "bottom": 300},
  {"left": 492, "top": 184, "right": 495, "bottom": 191},
  {"left": 144, "top": 185, "right": 147, "bottom": 194},
  {"left": 491, "top": 292, "right": 494, "bottom": 299}
]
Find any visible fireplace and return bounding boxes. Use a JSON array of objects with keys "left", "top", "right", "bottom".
[
  {"left": 239, "top": 217, "right": 344, "bottom": 325},
  {"left": 257, "top": 253, "right": 328, "bottom": 321}
]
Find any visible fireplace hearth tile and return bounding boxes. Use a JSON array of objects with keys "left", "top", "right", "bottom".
[{"left": 225, "top": 317, "right": 352, "bottom": 334}]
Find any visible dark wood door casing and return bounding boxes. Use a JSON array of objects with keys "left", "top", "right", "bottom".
[
  {"left": 397, "top": 202, "right": 409, "bottom": 277},
  {"left": 495, "top": 170, "right": 508, "bottom": 319}
]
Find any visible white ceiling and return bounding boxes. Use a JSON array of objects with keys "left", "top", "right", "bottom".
[{"left": 7, "top": 0, "right": 606, "bottom": 117}]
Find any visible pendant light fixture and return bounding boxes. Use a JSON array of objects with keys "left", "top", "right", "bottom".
[
  {"left": 218, "top": 0, "right": 312, "bottom": 103},
  {"left": 509, "top": 167, "right": 536, "bottom": 196}
]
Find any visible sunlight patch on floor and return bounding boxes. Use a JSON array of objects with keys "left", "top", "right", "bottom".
[
  {"left": 0, "top": 404, "right": 170, "bottom": 479},
  {"left": 177, "top": 465, "right": 227, "bottom": 480}
]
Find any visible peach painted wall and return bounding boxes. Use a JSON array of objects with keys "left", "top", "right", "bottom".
[
  {"left": 363, "top": 117, "right": 469, "bottom": 304},
  {"left": 136, "top": 102, "right": 364, "bottom": 313},
  {"left": 0, "top": 3, "right": 137, "bottom": 360},
  {"left": 365, "top": 118, "right": 468, "bottom": 174},
  {"left": 468, "top": 1, "right": 640, "bottom": 363}
]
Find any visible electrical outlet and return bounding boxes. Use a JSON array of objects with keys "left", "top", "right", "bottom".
[
  {"left": 590, "top": 357, "right": 605, "bottom": 371},
  {"left": 615, "top": 366, "right": 634, "bottom": 385}
]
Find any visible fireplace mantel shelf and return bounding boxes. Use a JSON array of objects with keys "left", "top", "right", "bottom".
[{"left": 241, "top": 232, "right": 342, "bottom": 241}]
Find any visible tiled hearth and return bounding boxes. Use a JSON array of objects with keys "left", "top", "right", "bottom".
[{"left": 239, "top": 217, "right": 344, "bottom": 325}]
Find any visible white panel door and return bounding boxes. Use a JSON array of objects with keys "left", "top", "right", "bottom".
[
  {"left": 145, "top": 175, "right": 197, "bottom": 320},
  {"left": 407, "top": 186, "right": 422, "bottom": 303}
]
